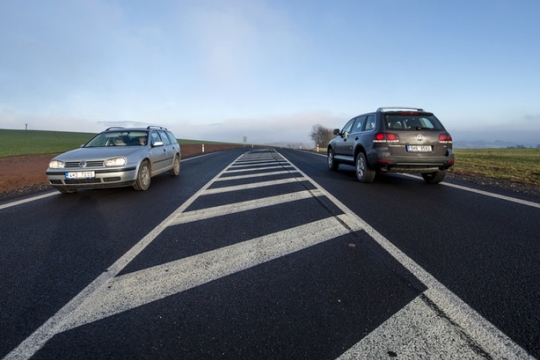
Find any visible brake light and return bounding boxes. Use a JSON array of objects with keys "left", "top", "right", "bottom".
[
  {"left": 439, "top": 133, "right": 452, "bottom": 143},
  {"left": 374, "top": 132, "right": 400, "bottom": 143},
  {"left": 373, "top": 133, "right": 399, "bottom": 143}
]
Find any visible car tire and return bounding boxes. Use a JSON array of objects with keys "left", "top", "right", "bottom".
[
  {"left": 355, "top": 152, "right": 375, "bottom": 183},
  {"left": 327, "top": 149, "right": 339, "bottom": 171},
  {"left": 133, "top": 160, "right": 151, "bottom": 191},
  {"left": 422, "top": 170, "right": 446, "bottom": 184},
  {"left": 169, "top": 154, "right": 180, "bottom": 176}
]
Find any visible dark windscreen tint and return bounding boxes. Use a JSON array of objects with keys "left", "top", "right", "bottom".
[{"left": 384, "top": 113, "right": 445, "bottom": 130}]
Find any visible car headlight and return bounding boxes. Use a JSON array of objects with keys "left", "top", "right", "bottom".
[
  {"left": 49, "top": 160, "right": 65, "bottom": 169},
  {"left": 104, "top": 157, "right": 127, "bottom": 167}
]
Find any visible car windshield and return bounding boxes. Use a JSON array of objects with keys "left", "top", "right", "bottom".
[
  {"left": 385, "top": 114, "right": 445, "bottom": 130},
  {"left": 84, "top": 130, "right": 149, "bottom": 147}
]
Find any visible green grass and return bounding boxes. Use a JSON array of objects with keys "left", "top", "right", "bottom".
[
  {"left": 0, "top": 129, "right": 239, "bottom": 157},
  {"left": 0, "top": 129, "right": 96, "bottom": 156},
  {"left": 451, "top": 148, "right": 540, "bottom": 186}
]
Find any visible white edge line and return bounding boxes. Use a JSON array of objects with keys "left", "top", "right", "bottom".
[
  {"left": 305, "top": 150, "right": 540, "bottom": 209},
  {"left": 3, "top": 151, "right": 249, "bottom": 360},
  {"left": 278, "top": 150, "right": 534, "bottom": 360}
]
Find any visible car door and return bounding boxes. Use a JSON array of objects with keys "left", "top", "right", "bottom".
[
  {"left": 334, "top": 118, "right": 357, "bottom": 158},
  {"left": 158, "top": 130, "right": 176, "bottom": 169},
  {"left": 148, "top": 130, "right": 168, "bottom": 174}
]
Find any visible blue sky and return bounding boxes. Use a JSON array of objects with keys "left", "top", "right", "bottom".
[{"left": 1, "top": 0, "right": 539, "bottom": 145}]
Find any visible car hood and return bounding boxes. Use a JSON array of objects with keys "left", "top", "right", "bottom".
[{"left": 52, "top": 147, "right": 145, "bottom": 161}]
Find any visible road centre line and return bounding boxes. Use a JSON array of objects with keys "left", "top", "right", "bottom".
[
  {"left": 170, "top": 190, "right": 320, "bottom": 225},
  {"left": 57, "top": 215, "right": 357, "bottom": 331},
  {"left": 202, "top": 178, "right": 305, "bottom": 195},
  {"left": 226, "top": 165, "right": 293, "bottom": 173},
  {"left": 214, "top": 170, "right": 298, "bottom": 181},
  {"left": 229, "top": 161, "right": 288, "bottom": 169}
]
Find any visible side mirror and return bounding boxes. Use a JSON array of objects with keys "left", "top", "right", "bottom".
[
  {"left": 333, "top": 129, "right": 340, "bottom": 136},
  {"left": 152, "top": 141, "right": 164, "bottom": 147}
]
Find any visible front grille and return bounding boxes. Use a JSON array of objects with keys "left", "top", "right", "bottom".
[
  {"left": 64, "top": 178, "right": 102, "bottom": 184},
  {"left": 64, "top": 161, "right": 105, "bottom": 168}
]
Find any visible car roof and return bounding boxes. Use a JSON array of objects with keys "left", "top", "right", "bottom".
[{"left": 103, "top": 126, "right": 169, "bottom": 132}]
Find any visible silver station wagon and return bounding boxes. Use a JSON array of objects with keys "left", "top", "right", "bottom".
[{"left": 46, "top": 126, "right": 181, "bottom": 193}]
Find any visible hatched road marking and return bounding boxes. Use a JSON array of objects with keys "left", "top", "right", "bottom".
[{"left": 4, "top": 150, "right": 534, "bottom": 360}]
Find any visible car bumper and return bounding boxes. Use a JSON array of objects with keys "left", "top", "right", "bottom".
[
  {"left": 46, "top": 166, "right": 137, "bottom": 190},
  {"left": 370, "top": 149, "right": 455, "bottom": 173}
]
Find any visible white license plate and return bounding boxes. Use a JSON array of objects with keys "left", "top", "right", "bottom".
[
  {"left": 65, "top": 171, "right": 95, "bottom": 179},
  {"left": 407, "top": 145, "right": 432, "bottom": 152}
]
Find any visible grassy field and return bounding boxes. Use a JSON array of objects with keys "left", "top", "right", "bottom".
[
  {"left": 0, "top": 129, "right": 236, "bottom": 157},
  {"left": 451, "top": 148, "right": 540, "bottom": 186},
  {"left": 2, "top": 129, "right": 539, "bottom": 187}
]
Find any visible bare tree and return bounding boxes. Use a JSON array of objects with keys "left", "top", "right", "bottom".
[{"left": 310, "top": 124, "right": 334, "bottom": 147}]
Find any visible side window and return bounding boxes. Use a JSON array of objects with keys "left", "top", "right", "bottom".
[
  {"left": 353, "top": 116, "right": 367, "bottom": 132},
  {"left": 158, "top": 130, "right": 171, "bottom": 145},
  {"left": 166, "top": 131, "right": 178, "bottom": 144},
  {"left": 150, "top": 131, "right": 161, "bottom": 145},
  {"left": 341, "top": 119, "right": 355, "bottom": 134},
  {"left": 364, "top": 114, "right": 376, "bottom": 131}
]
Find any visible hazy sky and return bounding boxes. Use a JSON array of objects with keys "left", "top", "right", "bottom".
[{"left": 1, "top": 0, "right": 539, "bottom": 145}]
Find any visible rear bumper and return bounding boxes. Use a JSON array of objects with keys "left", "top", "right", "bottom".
[{"left": 370, "top": 149, "right": 454, "bottom": 173}]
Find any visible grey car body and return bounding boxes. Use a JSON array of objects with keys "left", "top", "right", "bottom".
[
  {"left": 46, "top": 126, "right": 181, "bottom": 193},
  {"left": 327, "top": 107, "right": 454, "bottom": 183}
]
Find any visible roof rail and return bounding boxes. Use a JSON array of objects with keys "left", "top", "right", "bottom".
[
  {"left": 105, "top": 127, "right": 125, "bottom": 131},
  {"left": 147, "top": 126, "right": 167, "bottom": 130},
  {"left": 376, "top": 107, "right": 425, "bottom": 112}
]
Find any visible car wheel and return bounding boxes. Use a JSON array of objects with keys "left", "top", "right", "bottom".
[
  {"left": 422, "top": 170, "right": 446, "bottom": 184},
  {"left": 133, "top": 160, "right": 151, "bottom": 191},
  {"left": 355, "top": 152, "right": 375, "bottom": 183},
  {"left": 169, "top": 154, "right": 180, "bottom": 176},
  {"left": 327, "top": 149, "right": 339, "bottom": 171}
]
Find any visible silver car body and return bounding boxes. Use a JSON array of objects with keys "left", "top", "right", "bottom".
[{"left": 46, "top": 126, "right": 181, "bottom": 193}]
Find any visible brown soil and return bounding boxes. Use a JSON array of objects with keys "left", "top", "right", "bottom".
[
  {"left": 1, "top": 145, "right": 539, "bottom": 201},
  {"left": 0, "top": 144, "right": 249, "bottom": 201}
]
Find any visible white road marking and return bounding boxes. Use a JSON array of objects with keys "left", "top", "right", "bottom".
[
  {"left": 0, "top": 191, "right": 56, "bottom": 210},
  {"left": 4, "top": 150, "right": 535, "bottom": 360},
  {"left": 59, "top": 215, "right": 358, "bottom": 332},
  {"left": 170, "top": 190, "right": 319, "bottom": 225},
  {"left": 284, "top": 154, "right": 534, "bottom": 359},
  {"left": 214, "top": 170, "right": 298, "bottom": 181},
  {"left": 202, "top": 177, "right": 305, "bottom": 195}
]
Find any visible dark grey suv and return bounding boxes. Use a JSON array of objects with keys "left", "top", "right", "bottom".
[{"left": 327, "top": 107, "right": 454, "bottom": 183}]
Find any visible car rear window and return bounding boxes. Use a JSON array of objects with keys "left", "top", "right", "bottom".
[{"left": 384, "top": 113, "right": 445, "bottom": 130}]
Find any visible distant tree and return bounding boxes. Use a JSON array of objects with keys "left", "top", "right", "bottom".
[{"left": 310, "top": 124, "right": 334, "bottom": 147}]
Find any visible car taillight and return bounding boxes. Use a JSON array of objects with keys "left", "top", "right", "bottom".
[
  {"left": 374, "top": 132, "right": 400, "bottom": 143},
  {"left": 439, "top": 133, "right": 452, "bottom": 143}
]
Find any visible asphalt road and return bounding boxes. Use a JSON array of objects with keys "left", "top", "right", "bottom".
[{"left": 1, "top": 148, "right": 539, "bottom": 359}]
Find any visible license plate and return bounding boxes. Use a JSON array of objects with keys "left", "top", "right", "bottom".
[
  {"left": 407, "top": 145, "right": 432, "bottom": 152},
  {"left": 65, "top": 171, "right": 95, "bottom": 179}
]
